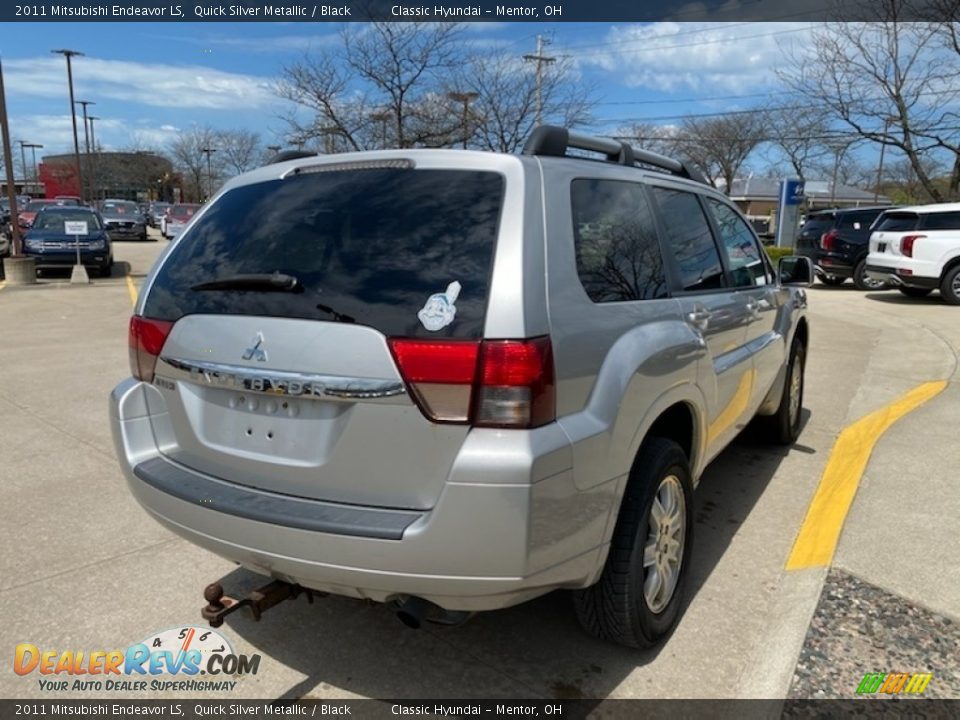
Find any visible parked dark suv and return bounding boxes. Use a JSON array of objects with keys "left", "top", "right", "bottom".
[{"left": 796, "top": 207, "right": 890, "bottom": 290}]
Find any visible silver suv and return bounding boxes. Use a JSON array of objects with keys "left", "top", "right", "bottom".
[{"left": 110, "top": 127, "right": 812, "bottom": 648}]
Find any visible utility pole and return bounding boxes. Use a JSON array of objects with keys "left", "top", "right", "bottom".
[
  {"left": 446, "top": 92, "right": 479, "bottom": 149},
  {"left": 874, "top": 118, "right": 893, "bottom": 203},
  {"left": 52, "top": 49, "right": 85, "bottom": 203},
  {"left": 523, "top": 35, "right": 555, "bottom": 127}
]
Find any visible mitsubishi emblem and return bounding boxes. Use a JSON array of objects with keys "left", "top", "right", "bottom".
[{"left": 242, "top": 332, "right": 268, "bottom": 362}]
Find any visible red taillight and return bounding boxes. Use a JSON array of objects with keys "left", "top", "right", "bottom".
[
  {"left": 128, "top": 316, "right": 173, "bottom": 382},
  {"left": 900, "top": 234, "right": 924, "bottom": 258},
  {"left": 820, "top": 229, "right": 839, "bottom": 251},
  {"left": 388, "top": 336, "right": 555, "bottom": 428}
]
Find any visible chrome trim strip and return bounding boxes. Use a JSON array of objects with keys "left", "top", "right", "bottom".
[{"left": 159, "top": 357, "right": 407, "bottom": 401}]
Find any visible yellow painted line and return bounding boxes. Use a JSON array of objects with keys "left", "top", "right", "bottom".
[
  {"left": 786, "top": 380, "right": 947, "bottom": 570},
  {"left": 125, "top": 275, "right": 138, "bottom": 307}
]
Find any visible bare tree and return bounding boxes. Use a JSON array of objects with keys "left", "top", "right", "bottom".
[
  {"left": 779, "top": 2, "right": 960, "bottom": 201},
  {"left": 674, "top": 112, "right": 766, "bottom": 191},
  {"left": 761, "top": 105, "right": 833, "bottom": 182},
  {"left": 217, "top": 129, "right": 262, "bottom": 175},
  {"left": 168, "top": 125, "right": 222, "bottom": 202},
  {"left": 277, "top": 23, "right": 466, "bottom": 151},
  {"left": 613, "top": 122, "right": 680, "bottom": 157},
  {"left": 457, "top": 53, "right": 594, "bottom": 153}
]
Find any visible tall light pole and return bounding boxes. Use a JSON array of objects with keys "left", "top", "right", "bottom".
[
  {"left": 24, "top": 143, "right": 43, "bottom": 191},
  {"left": 0, "top": 58, "right": 24, "bottom": 259},
  {"left": 200, "top": 146, "right": 217, "bottom": 201},
  {"left": 87, "top": 116, "right": 98, "bottom": 203},
  {"left": 446, "top": 92, "right": 479, "bottom": 149},
  {"left": 52, "top": 49, "right": 85, "bottom": 203},
  {"left": 18, "top": 140, "right": 28, "bottom": 193},
  {"left": 75, "top": 100, "right": 94, "bottom": 201}
]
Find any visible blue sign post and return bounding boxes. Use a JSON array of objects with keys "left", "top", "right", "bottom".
[{"left": 775, "top": 179, "right": 805, "bottom": 248}]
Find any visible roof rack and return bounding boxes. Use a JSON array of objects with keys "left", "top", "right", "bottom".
[{"left": 522, "top": 125, "right": 708, "bottom": 185}]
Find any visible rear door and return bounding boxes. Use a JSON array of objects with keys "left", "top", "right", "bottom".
[
  {"left": 650, "top": 186, "right": 754, "bottom": 456},
  {"left": 139, "top": 164, "right": 506, "bottom": 510}
]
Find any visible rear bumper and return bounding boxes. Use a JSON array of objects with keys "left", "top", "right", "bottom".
[
  {"left": 865, "top": 263, "right": 939, "bottom": 289},
  {"left": 109, "top": 379, "right": 614, "bottom": 611}
]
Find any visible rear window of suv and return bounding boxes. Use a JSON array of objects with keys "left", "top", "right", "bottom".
[
  {"left": 874, "top": 212, "right": 919, "bottom": 232},
  {"left": 143, "top": 168, "right": 504, "bottom": 338}
]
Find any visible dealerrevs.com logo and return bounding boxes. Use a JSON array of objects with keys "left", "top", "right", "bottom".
[{"left": 14, "top": 626, "right": 261, "bottom": 693}]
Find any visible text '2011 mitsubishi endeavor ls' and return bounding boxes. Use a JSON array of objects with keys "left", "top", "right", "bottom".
[{"left": 110, "top": 127, "right": 812, "bottom": 648}]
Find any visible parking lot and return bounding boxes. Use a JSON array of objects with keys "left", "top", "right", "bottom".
[{"left": 2, "top": 230, "right": 959, "bottom": 701}]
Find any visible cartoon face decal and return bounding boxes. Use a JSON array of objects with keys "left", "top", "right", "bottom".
[{"left": 418, "top": 281, "right": 462, "bottom": 332}]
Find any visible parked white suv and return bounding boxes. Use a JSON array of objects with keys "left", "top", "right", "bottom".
[{"left": 865, "top": 203, "right": 960, "bottom": 304}]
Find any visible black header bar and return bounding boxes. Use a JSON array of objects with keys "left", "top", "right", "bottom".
[{"left": 3, "top": 0, "right": 948, "bottom": 23}]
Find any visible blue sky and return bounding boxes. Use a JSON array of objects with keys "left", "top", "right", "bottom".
[{"left": 2, "top": 21, "right": 817, "bottom": 165}]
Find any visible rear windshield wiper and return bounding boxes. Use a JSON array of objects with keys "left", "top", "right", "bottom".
[
  {"left": 316, "top": 303, "right": 356, "bottom": 324},
  {"left": 191, "top": 272, "right": 302, "bottom": 293}
]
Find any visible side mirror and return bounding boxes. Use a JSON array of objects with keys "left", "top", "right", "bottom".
[{"left": 778, "top": 256, "right": 813, "bottom": 287}]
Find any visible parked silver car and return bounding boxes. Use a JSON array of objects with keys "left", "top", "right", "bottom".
[{"left": 110, "top": 127, "right": 812, "bottom": 647}]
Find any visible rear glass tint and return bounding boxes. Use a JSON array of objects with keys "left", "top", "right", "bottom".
[
  {"left": 836, "top": 210, "right": 883, "bottom": 229},
  {"left": 798, "top": 215, "right": 834, "bottom": 236},
  {"left": 920, "top": 211, "right": 960, "bottom": 230},
  {"left": 875, "top": 212, "right": 919, "bottom": 232},
  {"left": 143, "top": 169, "right": 504, "bottom": 338}
]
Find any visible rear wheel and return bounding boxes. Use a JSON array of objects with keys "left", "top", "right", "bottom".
[
  {"left": 757, "top": 337, "right": 805, "bottom": 445},
  {"left": 854, "top": 259, "right": 887, "bottom": 291},
  {"left": 573, "top": 437, "right": 694, "bottom": 648},
  {"left": 898, "top": 287, "right": 933, "bottom": 298},
  {"left": 819, "top": 275, "right": 846, "bottom": 286},
  {"left": 940, "top": 265, "right": 960, "bottom": 306}
]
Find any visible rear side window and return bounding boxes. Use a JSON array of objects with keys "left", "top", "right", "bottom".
[
  {"left": 875, "top": 212, "right": 919, "bottom": 232},
  {"left": 143, "top": 169, "right": 504, "bottom": 338},
  {"left": 570, "top": 179, "right": 667, "bottom": 302},
  {"left": 652, "top": 188, "right": 725, "bottom": 292},
  {"left": 920, "top": 212, "right": 960, "bottom": 230}
]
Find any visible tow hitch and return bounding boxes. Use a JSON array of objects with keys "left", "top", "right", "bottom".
[{"left": 201, "top": 580, "right": 320, "bottom": 628}]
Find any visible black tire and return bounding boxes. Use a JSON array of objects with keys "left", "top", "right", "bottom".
[
  {"left": 756, "top": 337, "right": 806, "bottom": 445},
  {"left": 819, "top": 275, "right": 846, "bottom": 286},
  {"left": 854, "top": 258, "right": 887, "bottom": 291},
  {"left": 573, "top": 437, "right": 694, "bottom": 648},
  {"left": 898, "top": 287, "right": 933, "bottom": 298},
  {"left": 940, "top": 265, "right": 960, "bottom": 306}
]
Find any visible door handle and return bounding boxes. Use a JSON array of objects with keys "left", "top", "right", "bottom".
[
  {"left": 686, "top": 308, "right": 712, "bottom": 331},
  {"left": 745, "top": 298, "right": 761, "bottom": 320}
]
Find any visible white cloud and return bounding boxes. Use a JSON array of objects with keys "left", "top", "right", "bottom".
[
  {"left": 6, "top": 57, "right": 277, "bottom": 110},
  {"left": 581, "top": 22, "right": 814, "bottom": 94}
]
